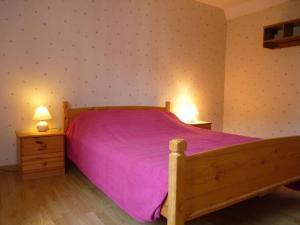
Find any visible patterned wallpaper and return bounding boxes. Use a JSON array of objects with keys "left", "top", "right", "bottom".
[
  {"left": 0, "top": 0, "right": 226, "bottom": 166},
  {"left": 223, "top": 1, "right": 300, "bottom": 138}
]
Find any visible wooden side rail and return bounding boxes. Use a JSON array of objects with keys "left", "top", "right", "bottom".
[{"left": 165, "top": 136, "right": 300, "bottom": 225}]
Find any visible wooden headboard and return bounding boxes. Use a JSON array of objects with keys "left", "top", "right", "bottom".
[{"left": 62, "top": 101, "right": 171, "bottom": 132}]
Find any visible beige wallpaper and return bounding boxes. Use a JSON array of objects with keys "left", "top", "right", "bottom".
[
  {"left": 0, "top": 0, "right": 226, "bottom": 166},
  {"left": 223, "top": 1, "right": 300, "bottom": 138}
]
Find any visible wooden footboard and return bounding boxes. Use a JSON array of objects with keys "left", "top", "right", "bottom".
[{"left": 162, "top": 136, "right": 300, "bottom": 225}]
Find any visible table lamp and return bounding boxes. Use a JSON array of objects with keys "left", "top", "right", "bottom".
[
  {"left": 186, "top": 105, "right": 199, "bottom": 123},
  {"left": 180, "top": 104, "right": 199, "bottom": 123},
  {"left": 33, "top": 106, "right": 52, "bottom": 132}
]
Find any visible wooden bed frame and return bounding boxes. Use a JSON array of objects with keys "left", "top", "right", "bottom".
[{"left": 63, "top": 101, "right": 300, "bottom": 225}]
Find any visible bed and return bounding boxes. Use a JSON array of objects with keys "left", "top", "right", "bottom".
[{"left": 63, "top": 101, "right": 300, "bottom": 225}]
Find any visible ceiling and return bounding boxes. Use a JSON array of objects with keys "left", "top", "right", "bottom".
[{"left": 197, "top": 0, "right": 289, "bottom": 20}]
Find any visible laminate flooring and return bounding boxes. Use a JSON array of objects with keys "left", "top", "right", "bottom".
[{"left": 1, "top": 167, "right": 300, "bottom": 225}]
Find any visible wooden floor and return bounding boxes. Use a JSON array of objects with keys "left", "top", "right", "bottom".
[{"left": 1, "top": 167, "right": 300, "bottom": 225}]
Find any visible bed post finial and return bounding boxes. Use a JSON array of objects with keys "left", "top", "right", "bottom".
[
  {"left": 166, "top": 101, "right": 171, "bottom": 112},
  {"left": 169, "top": 139, "right": 186, "bottom": 154},
  {"left": 168, "top": 138, "right": 186, "bottom": 225},
  {"left": 63, "top": 101, "right": 69, "bottom": 132}
]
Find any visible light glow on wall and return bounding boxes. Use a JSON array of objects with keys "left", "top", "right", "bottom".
[{"left": 26, "top": 91, "right": 51, "bottom": 107}]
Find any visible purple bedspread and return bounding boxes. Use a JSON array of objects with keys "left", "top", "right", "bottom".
[{"left": 66, "top": 110, "right": 260, "bottom": 222}]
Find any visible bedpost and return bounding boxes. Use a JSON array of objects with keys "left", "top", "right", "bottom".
[
  {"left": 63, "top": 101, "right": 69, "bottom": 132},
  {"left": 168, "top": 139, "right": 186, "bottom": 225},
  {"left": 166, "top": 101, "right": 171, "bottom": 112}
]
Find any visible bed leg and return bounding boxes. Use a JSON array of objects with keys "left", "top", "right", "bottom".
[
  {"left": 258, "top": 187, "right": 279, "bottom": 197},
  {"left": 167, "top": 139, "right": 186, "bottom": 225},
  {"left": 62, "top": 101, "right": 70, "bottom": 132}
]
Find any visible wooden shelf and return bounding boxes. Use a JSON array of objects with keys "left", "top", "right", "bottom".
[{"left": 264, "top": 18, "right": 300, "bottom": 49}]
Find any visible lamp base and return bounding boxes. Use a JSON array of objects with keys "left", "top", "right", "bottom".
[{"left": 37, "top": 121, "right": 49, "bottom": 132}]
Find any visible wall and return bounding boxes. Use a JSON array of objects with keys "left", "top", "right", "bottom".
[
  {"left": 0, "top": 0, "right": 226, "bottom": 166},
  {"left": 223, "top": 1, "right": 300, "bottom": 138}
]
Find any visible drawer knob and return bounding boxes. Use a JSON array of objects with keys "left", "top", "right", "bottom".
[{"left": 42, "top": 162, "right": 48, "bottom": 166}]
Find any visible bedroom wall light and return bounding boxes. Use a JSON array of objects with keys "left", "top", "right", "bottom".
[{"left": 33, "top": 106, "right": 52, "bottom": 132}]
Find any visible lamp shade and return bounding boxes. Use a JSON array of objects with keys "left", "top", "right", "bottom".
[
  {"left": 179, "top": 104, "right": 199, "bottom": 123},
  {"left": 188, "top": 105, "right": 199, "bottom": 117},
  {"left": 33, "top": 106, "right": 52, "bottom": 121}
]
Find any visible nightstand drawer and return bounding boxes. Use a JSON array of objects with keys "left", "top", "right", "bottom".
[
  {"left": 21, "top": 136, "right": 64, "bottom": 155},
  {"left": 22, "top": 157, "right": 64, "bottom": 172},
  {"left": 22, "top": 152, "right": 64, "bottom": 163}
]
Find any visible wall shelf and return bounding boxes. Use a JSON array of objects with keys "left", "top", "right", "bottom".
[{"left": 263, "top": 18, "right": 300, "bottom": 49}]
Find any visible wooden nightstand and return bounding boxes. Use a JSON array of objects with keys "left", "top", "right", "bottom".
[
  {"left": 16, "top": 129, "right": 65, "bottom": 180},
  {"left": 186, "top": 121, "right": 212, "bottom": 130}
]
